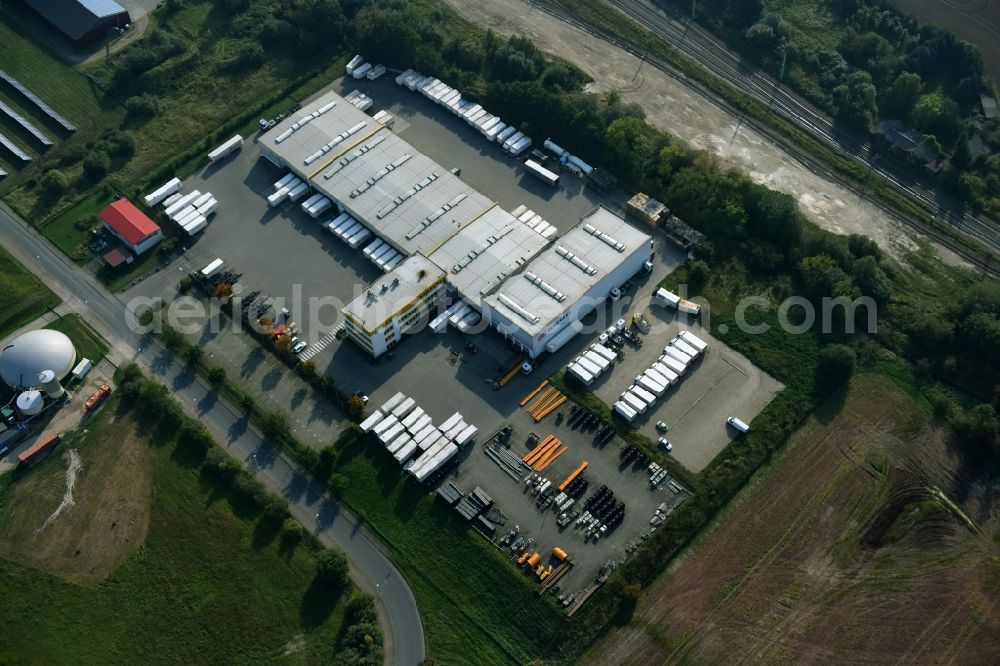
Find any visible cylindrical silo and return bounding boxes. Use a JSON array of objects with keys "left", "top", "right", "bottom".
[
  {"left": 38, "top": 369, "right": 65, "bottom": 399},
  {"left": 16, "top": 390, "right": 44, "bottom": 416}
]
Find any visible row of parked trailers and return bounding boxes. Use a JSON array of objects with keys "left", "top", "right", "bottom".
[
  {"left": 346, "top": 55, "right": 386, "bottom": 82},
  {"left": 324, "top": 209, "right": 373, "bottom": 250},
  {"left": 155, "top": 181, "right": 219, "bottom": 236},
  {"left": 613, "top": 330, "right": 709, "bottom": 422},
  {"left": 566, "top": 342, "right": 618, "bottom": 386},
  {"left": 395, "top": 69, "right": 534, "bottom": 157},
  {"left": 358, "top": 391, "right": 478, "bottom": 482}
]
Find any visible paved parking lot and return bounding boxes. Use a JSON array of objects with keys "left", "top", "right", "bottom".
[
  {"left": 120, "top": 75, "right": 780, "bottom": 594},
  {"left": 588, "top": 311, "right": 783, "bottom": 472}
]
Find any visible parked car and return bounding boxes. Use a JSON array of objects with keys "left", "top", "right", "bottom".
[
  {"left": 655, "top": 421, "right": 669, "bottom": 433},
  {"left": 291, "top": 339, "right": 308, "bottom": 354},
  {"left": 85, "top": 385, "right": 112, "bottom": 411},
  {"left": 657, "top": 437, "right": 672, "bottom": 452}
]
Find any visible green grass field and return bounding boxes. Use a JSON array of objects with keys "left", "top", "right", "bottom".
[
  {"left": 333, "top": 431, "right": 563, "bottom": 665},
  {"left": 44, "top": 313, "right": 108, "bottom": 362},
  {"left": 0, "top": 243, "right": 60, "bottom": 338},
  {"left": 0, "top": 400, "right": 348, "bottom": 663}
]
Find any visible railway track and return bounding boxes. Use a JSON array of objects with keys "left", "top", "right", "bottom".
[{"left": 534, "top": 0, "right": 999, "bottom": 275}]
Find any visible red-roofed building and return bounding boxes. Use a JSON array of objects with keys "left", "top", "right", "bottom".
[{"left": 99, "top": 198, "right": 163, "bottom": 256}]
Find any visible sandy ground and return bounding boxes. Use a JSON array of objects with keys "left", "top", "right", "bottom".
[{"left": 443, "top": 0, "right": 951, "bottom": 264}]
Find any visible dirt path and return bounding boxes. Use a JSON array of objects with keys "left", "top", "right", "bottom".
[{"left": 443, "top": 0, "right": 963, "bottom": 264}]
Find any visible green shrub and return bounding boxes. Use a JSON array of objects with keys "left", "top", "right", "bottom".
[{"left": 82, "top": 151, "right": 111, "bottom": 180}]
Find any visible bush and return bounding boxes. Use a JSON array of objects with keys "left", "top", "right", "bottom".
[
  {"left": 125, "top": 94, "right": 161, "bottom": 118},
  {"left": 688, "top": 260, "right": 710, "bottom": 291},
  {"left": 178, "top": 275, "right": 194, "bottom": 292},
  {"left": 207, "top": 366, "right": 227, "bottom": 387},
  {"left": 314, "top": 548, "right": 349, "bottom": 587},
  {"left": 817, "top": 344, "right": 856, "bottom": 387},
  {"left": 183, "top": 345, "right": 204, "bottom": 367},
  {"left": 346, "top": 395, "right": 365, "bottom": 421},
  {"left": 281, "top": 517, "right": 307, "bottom": 542},
  {"left": 41, "top": 169, "right": 70, "bottom": 194},
  {"left": 238, "top": 393, "right": 255, "bottom": 413},
  {"left": 204, "top": 446, "right": 241, "bottom": 478},
  {"left": 82, "top": 151, "right": 111, "bottom": 180},
  {"left": 108, "top": 131, "right": 137, "bottom": 158}
]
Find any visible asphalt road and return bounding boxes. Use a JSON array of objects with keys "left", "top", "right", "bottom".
[{"left": 0, "top": 207, "right": 425, "bottom": 665}]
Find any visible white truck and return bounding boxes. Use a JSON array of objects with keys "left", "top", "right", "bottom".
[
  {"left": 679, "top": 330, "right": 709, "bottom": 353},
  {"left": 631, "top": 385, "right": 657, "bottom": 405},
  {"left": 637, "top": 374, "right": 666, "bottom": 397},
  {"left": 567, "top": 363, "right": 595, "bottom": 386},
  {"left": 663, "top": 345, "right": 692, "bottom": 367},
  {"left": 671, "top": 336, "right": 700, "bottom": 359},
  {"left": 651, "top": 362, "right": 678, "bottom": 385},
  {"left": 620, "top": 391, "right": 648, "bottom": 414},
  {"left": 727, "top": 416, "right": 750, "bottom": 433},
  {"left": 659, "top": 354, "right": 687, "bottom": 377}
]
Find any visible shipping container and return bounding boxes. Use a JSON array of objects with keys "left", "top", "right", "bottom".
[
  {"left": 672, "top": 337, "right": 700, "bottom": 359},
  {"left": 346, "top": 54, "right": 365, "bottom": 74},
  {"left": 523, "top": 158, "right": 559, "bottom": 186},
  {"left": 502, "top": 131, "right": 524, "bottom": 151},
  {"left": 484, "top": 121, "right": 507, "bottom": 141},
  {"left": 207, "top": 134, "right": 243, "bottom": 163},
  {"left": 663, "top": 345, "right": 692, "bottom": 366},
  {"left": 632, "top": 385, "right": 657, "bottom": 404},
  {"left": 638, "top": 374, "right": 666, "bottom": 397},
  {"left": 659, "top": 355, "right": 687, "bottom": 376},
  {"left": 654, "top": 287, "right": 681, "bottom": 308},
  {"left": 144, "top": 177, "right": 181, "bottom": 207},
  {"left": 679, "top": 330, "right": 709, "bottom": 353},
  {"left": 360, "top": 410, "right": 386, "bottom": 433},
  {"left": 620, "top": 391, "right": 647, "bottom": 414},
  {"left": 351, "top": 62, "right": 372, "bottom": 79},
  {"left": 508, "top": 136, "right": 532, "bottom": 156},
  {"left": 651, "top": 363, "right": 678, "bottom": 385},
  {"left": 614, "top": 400, "right": 639, "bottom": 423},
  {"left": 495, "top": 126, "right": 517, "bottom": 144}
]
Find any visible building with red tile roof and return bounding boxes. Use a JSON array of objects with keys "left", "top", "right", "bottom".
[{"left": 99, "top": 198, "right": 163, "bottom": 255}]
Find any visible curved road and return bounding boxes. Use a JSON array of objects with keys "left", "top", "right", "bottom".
[{"left": 0, "top": 207, "right": 424, "bottom": 665}]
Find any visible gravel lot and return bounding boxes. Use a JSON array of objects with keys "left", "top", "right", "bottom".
[{"left": 439, "top": 0, "right": 966, "bottom": 266}]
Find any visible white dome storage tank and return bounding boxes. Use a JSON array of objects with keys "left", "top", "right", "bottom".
[
  {"left": 38, "top": 369, "right": 65, "bottom": 399},
  {"left": 16, "top": 390, "right": 44, "bottom": 416},
  {"left": 0, "top": 329, "right": 76, "bottom": 389}
]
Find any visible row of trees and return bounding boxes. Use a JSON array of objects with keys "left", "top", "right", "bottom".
[{"left": 703, "top": 0, "right": 999, "bottom": 217}]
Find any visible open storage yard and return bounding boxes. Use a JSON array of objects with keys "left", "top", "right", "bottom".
[{"left": 123, "top": 70, "right": 778, "bottom": 615}]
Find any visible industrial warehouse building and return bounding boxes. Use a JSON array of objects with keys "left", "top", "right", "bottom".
[
  {"left": 21, "top": 0, "right": 130, "bottom": 46},
  {"left": 341, "top": 254, "right": 446, "bottom": 357},
  {"left": 261, "top": 89, "right": 652, "bottom": 358},
  {"left": 99, "top": 198, "right": 163, "bottom": 257}
]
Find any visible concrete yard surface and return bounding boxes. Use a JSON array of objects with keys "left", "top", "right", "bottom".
[{"left": 589, "top": 311, "right": 782, "bottom": 472}]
